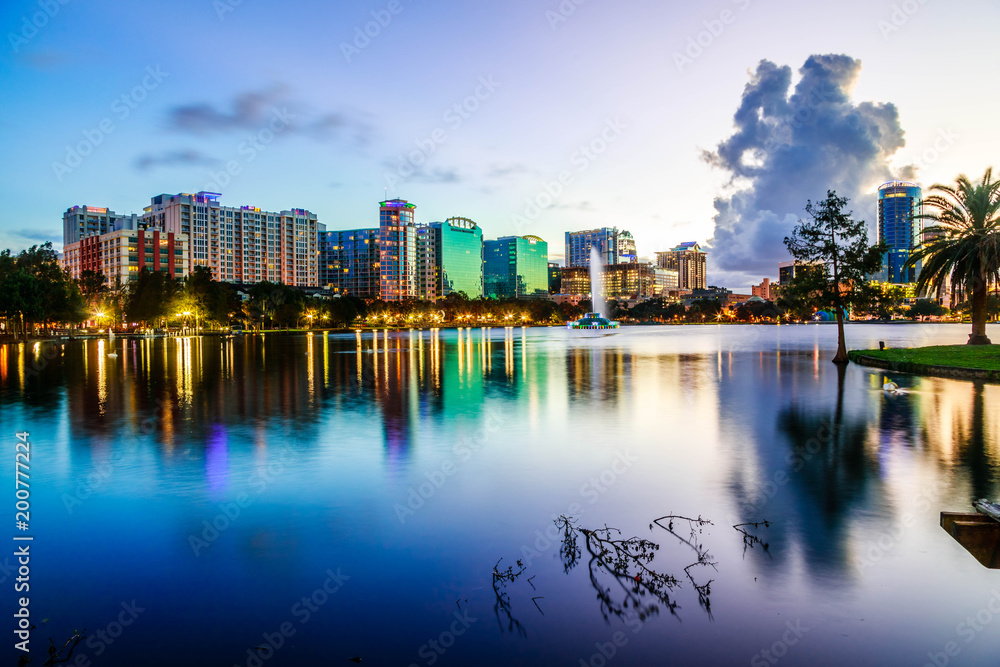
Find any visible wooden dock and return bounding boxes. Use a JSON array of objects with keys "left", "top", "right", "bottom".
[{"left": 941, "top": 511, "right": 1000, "bottom": 568}]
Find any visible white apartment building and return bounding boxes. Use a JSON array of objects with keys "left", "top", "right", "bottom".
[{"left": 141, "top": 191, "right": 319, "bottom": 286}]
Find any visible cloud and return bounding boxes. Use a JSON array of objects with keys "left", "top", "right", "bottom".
[
  {"left": 552, "top": 201, "right": 593, "bottom": 211},
  {"left": 705, "top": 54, "right": 907, "bottom": 285},
  {"left": 133, "top": 149, "right": 220, "bottom": 171},
  {"left": 164, "top": 86, "right": 372, "bottom": 144},
  {"left": 19, "top": 230, "right": 62, "bottom": 243},
  {"left": 383, "top": 163, "right": 461, "bottom": 185},
  {"left": 485, "top": 163, "right": 534, "bottom": 180}
]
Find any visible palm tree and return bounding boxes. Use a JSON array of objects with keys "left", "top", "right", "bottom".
[{"left": 907, "top": 168, "right": 1000, "bottom": 345}]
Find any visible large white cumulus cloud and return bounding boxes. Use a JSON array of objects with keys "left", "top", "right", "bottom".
[{"left": 706, "top": 55, "right": 907, "bottom": 286}]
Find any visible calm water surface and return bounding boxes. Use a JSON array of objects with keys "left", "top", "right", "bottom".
[{"left": 2, "top": 323, "right": 998, "bottom": 666}]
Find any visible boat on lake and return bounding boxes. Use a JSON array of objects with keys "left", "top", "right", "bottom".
[{"left": 567, "top": 312, "right": 619, "bottom": 330}]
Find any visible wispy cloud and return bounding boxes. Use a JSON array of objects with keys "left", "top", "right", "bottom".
[
  {"left": 164, "top": 86, "right": 373, "bottom": 145},
  {"left": 133, "top": 149, "right": 221, "bottom": 172}
]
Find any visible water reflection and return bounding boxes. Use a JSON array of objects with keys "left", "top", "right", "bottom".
[{"left": 1, "top": 326, "right": 999, "bottom": 665}]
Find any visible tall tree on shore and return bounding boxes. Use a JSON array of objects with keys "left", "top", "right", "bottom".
[
  {"left": 784, "top": 191, "right": 886, "bottom": 363},
  {"left": 906, "top": 168, "right": 1000, "bottom": 345}
]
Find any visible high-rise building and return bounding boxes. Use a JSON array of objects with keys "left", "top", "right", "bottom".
[
  {"left": 559, "top": 264, "right": 676, "bottom": 301},
  {"left": 318, "top": 228, "right": 380, "bottom": 297},
  {"left": 62, "top": 228, "right": 189, "bottom": 286},
  {"left": 565, "top": 227, "right": 633, "bottom": 267},
  {"left": 778, "top": 260, "right": 823, "bottom": 286},
  {"left": 751, "top": 278, "right": 775, "bottom": 300},
  {"left": 656, "top": 242, "right": 707, "bottom": 291},
  {"left": 484, "top": 235, "right": 549, "bottom": 299},
  {"left": 548, "top": 262, "right": 562, "bottom": 294},
  {"left": 62, "top": 206, "right": 139, "bottom": 245},
  {"left": 142, "top": 191, "right": 318, "bottom": 286},
  {"left": 424, "top": 217, "right": 483, "bottom": 300},
  {"left": 379, "top": 198, "right": 417, "bottom": 301},
  {"left": 617, "top": 230, "right": 637, "bottom": 264},
  {"left": 416, "top": 225, "right": 438, "bottom": 302},
  {"left": 877, "top": 181, "right": 922, "bottom": 284}
]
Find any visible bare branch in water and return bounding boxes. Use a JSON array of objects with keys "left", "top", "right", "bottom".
[
  {"left": 18, "top": 629, "right": 88, "bottom": 666},
  {"left": 733, "top": 521, "right": 771, "bottom": 553},
  {"left": 556, "top": 516, "right": 682, "bottom": 624},
  {"left": 652, "top": 515, "right": 718, "bottom": 615},
  {"left": 491, "top": 557, "right": 527, "bottom": 636}
]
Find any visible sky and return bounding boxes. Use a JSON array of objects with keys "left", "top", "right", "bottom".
[{"left": 1, "top": 0, "right": 998, "bottom": 290}]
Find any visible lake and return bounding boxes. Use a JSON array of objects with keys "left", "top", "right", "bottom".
[{"left": 2, "top": 323, "right": 998, "bottom": 666}]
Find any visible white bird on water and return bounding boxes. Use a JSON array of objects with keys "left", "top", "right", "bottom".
[
  {"left": 882, "top": 376, "right": 898, "bottom": 392},
  {"left": 107, "top": 327, "right": 118, "bottom": 358}
]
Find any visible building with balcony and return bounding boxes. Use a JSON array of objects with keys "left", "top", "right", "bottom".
[
  {"left": 379, "top": 198, "right": 417, "bottom": 301},
  {"left": 141, "top": 191, "right": 318, "bottom": 286},
  {"left": 656, "top": 242, "right": 707, "bottom": 291},
  {"left": 62, "top": 228, "right": 188, "bottom": 286},
  {"left": 62, "top": 206, "right": 139, "bottom": 245}
]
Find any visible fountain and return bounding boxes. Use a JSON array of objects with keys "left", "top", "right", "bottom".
[
  {"left": 589, "top": 246, "right": 606, "bottom": 319},
  {"left": 567, "top": 247, "right": 619, "bottom": 330}
]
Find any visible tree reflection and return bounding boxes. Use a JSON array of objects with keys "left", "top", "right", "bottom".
[
  {"left": 767, "top": 363, "right": 880, "bottom": 577},
  {"left": 958, "top": 381, "right": 997, "bottom": 501}
]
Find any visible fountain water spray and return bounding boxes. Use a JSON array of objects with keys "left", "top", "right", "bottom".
[{"left": 589, "top": 246, "right": 607, "bottom": 319}]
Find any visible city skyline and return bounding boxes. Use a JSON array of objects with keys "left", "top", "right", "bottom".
[{"left": 3, "top": 0, "right": 999, "bottom": 290}]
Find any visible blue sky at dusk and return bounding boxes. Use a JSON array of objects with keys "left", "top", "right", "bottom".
[{"left": 2, "top": 0, "right": 998, "bottom": 288}]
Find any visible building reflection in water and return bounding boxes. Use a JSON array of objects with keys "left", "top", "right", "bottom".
[{"left": 1, "top": 330, "right": 996, "bottom": 580}]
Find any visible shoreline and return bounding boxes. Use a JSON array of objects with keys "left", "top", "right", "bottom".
[
  {"left": 0, "top": 319, "right": 978, "bottom": 347},
  {"left": 848, "top": 348, "right": 1000, "bottom": 383}
]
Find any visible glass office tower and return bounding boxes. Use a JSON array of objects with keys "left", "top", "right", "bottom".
[
  {"left": 430, "top": 217, "right": 483, "bottom": 299},
  {"left": 877, "top": 181, "right": 922, "bottom": 284},
  {"left": 483, "top": 235, "right": 549, "bottom": 299}
]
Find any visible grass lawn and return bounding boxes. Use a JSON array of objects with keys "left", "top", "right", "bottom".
[{"left": 854, "top": 345, "right": 1000, "bottom": 371}]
